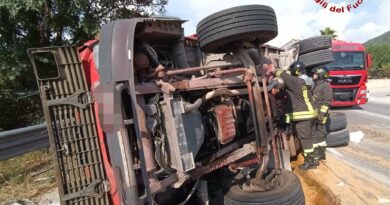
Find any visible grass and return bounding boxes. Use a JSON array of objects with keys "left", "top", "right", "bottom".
[{"left": 0, "top": 149, "right": 57, "bottom": 204}]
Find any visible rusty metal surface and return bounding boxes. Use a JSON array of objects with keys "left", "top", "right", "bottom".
[
  {"left": 190, "top": 143, "right": 256, "bottom": 178},
  {"left": 136, "top": 96, "right": 157, "bottom": 173},
  {"left": 229, "top": 157, "right": 259, "bottom": 172},
  {"left": 149, "top": 174, "right": 178, "bottom": 194},
  {"left": 166, "top": 62, "right": 242, "bottom": 76},
  {"left": 238, "top": 49, "right": 269, "bottom": 148},
  {"left": 134, "top": 77, "right": 267, "bottom": 95},
  {"left": 213, "top": 104, "right": 237, "bottom": 144}
]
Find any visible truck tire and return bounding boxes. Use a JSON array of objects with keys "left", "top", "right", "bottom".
[
  {"left": 327, "top": 128, "right": 350, "bottom": 147},
  {"left": 196, "top": 5, "right": 278, "bottom": 53},
  {"left": 326, "top": 112, "right": 348, "bottom": 132},
  {"left": 224, "top": 170, "right": 305, "bottom": 205},
  {"left": 299, "top": 36, "right": 332, "bottom": 55},
  {"left": 298, "top": 49, "right": 334, "bottom": 69}
]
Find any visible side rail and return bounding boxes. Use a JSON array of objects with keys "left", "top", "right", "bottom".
[{"left": 0, "top": 124, "right": 49, "bottom": 161}]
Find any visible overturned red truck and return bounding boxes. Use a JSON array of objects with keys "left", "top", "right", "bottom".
[{"left": 28, "top": 5, "right": 306, "bottom": 205}]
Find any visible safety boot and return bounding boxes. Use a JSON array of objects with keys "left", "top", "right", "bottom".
[
  {"left": 299, "top": 152, "right": 318, "bottom": 170},
  {"left": 316, "top": 146, "right": 326, "bottom": 161}
]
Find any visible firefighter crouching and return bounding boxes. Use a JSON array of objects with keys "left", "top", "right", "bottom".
[
  {"left": 275, "top": 61, "right": 318, "bottom": 170},
  {"left": 311, "top": 66, "right": 333, "bottom": 161},
  {"left": 267, "top": 77, "right": 286, "bottom": 123}
]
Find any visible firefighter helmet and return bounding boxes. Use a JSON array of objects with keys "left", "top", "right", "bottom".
[
  {"left": 289, "top": 61, "right": 306, "bottom": 76},
  {"left": 313, "top": 66, "right": 330, "bottom": 79}
]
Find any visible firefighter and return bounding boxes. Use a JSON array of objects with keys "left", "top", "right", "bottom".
[
  {"left": 268, "top": 77, "right": 285, "bottom": 96},
  {"left": 276, "top": 61, "right": 318, "bottom": 170},
  {"left": 311, "top": 66, "right": 333, "bottom": 161},
  {"left": 267, "top": 77, "right": 286, "bottom": 122}
]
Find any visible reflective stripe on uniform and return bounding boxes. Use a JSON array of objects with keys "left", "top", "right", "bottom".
[
  {"left": 285, "top": 114, "right": 291, "bottom": 123},
  {"left": 303, "top": 148, "right": 315, "bottom": 155},
  {"left": 286, "top": 111, "right": 317, "bottom": 121},
  {"left": 313, "top": 141, "right": 327, "bottom": 148},
  {"left": 303, "top": 86, "right": 314, "bottom": 112},
  {"left": 320, "top": 105, "right": 329, "bottom": 113},
  {"left": 286, "top": 86, "right": 317, "bottom": 121}
]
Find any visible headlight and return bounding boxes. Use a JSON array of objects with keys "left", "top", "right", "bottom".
[{"left": 360, "top": 89, "right": 367, "bottom": 95}]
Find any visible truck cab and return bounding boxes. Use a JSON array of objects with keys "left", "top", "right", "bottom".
[{"left": 328, "top": 40, "right": 372, "bottom": 107}]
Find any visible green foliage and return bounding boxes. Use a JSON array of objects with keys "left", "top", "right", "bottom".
[
  {"left": 0, "top": 0, "right": 168, "bottom": 130},
  {"left": 365, "top": 31, "right": 390, "bottom": 46},
  {"left": 366, "top": 44, "right": 390, "bottom": 69},
  {"left": 320, "top": 27, "right": 338, "bottom": 39}
]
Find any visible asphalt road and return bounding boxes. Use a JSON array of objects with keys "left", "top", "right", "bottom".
[
  {"left": 334, "top": 87, "right": 390, "bottom": 131},
  {"left": 324, "top": 87, "right": 390, "bottom": 204}
]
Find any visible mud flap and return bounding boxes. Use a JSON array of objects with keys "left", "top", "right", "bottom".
[{"left": 28, "top": 46, "right": 110, "bottom": 205}]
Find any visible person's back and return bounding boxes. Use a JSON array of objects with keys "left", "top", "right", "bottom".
[
  {"left": 278, "top": 70, "right": 316, "bottom": 122},
  {"left": 276, "top": 61, "right": 318, "bottom": 170}
]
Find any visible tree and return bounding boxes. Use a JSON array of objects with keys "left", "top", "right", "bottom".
[
  {"left": 366, "top": 44, "right": 390, "bottom": 69},
  {"left": 0, "top": 0, "right": 168, "bottom": 130},
  {"left": 320, "top": 27, "right": 338, "bottom": 39}
]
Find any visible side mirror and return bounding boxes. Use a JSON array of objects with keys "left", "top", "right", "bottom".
[{"left": 367, "top": 53, "right": 373, "bottom": 70}]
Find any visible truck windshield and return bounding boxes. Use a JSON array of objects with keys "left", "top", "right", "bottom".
[{"left": 328, "top": 51, "right": 365, "bottom": 71}]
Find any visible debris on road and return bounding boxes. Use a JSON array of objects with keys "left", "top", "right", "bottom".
[
  {"left": 349, "top": 131, "right": 364, "bottom": 143},
  {"left": 378, "top": 197, "right": 390, "bottom": 204}
]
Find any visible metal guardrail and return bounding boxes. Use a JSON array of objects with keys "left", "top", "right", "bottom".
[{"left": 0, "top": 123, "right": 49, "bottom": 160}]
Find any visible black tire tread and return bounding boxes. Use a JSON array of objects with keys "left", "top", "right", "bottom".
[
  {"left": 197, "top": 5, "right": 275, "bottom": 30},
  {"left": 299, "top": 36, "right": 332, "bottom": 55},
  {"left": 224, "top": 170, "right": 305, "bottom": 205},
  {"left": 298, "top": 49, "right": 334, "bottom": 68},
  {"left": 326, "top": 112, "right": 348, "bottom": 132},
  {"left": 196, "top": 5, "right": 278, "bottom": 53},
  {"left": 327, "top": 128, "right": 350, "bottom": 147},
  {"left": 198, "top": 18, "right": 277, "bottom": 41},
  {"left": 197, "top": 10, "right": 276, "bottom": 33}
]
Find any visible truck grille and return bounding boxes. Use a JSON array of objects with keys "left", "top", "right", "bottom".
[
  {"left": 28, "top": 46, "right": 109, "bottom": 205},
  {"left": 329, "top": 75, "right": 361, "bottom": 85},
  {"left": 333, "top": 88, "right": 358, "bottom": 102}
]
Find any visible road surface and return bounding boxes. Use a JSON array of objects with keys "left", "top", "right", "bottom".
[{"left": 320, "top": 87, "right": 390, "bottom": 205}]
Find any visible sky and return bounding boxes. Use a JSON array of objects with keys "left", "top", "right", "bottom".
[{"left": 165, "top": 0, "right": 390, "bottom": 47}]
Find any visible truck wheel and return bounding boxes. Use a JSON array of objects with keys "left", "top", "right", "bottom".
[
  {"left": 224, "top": 170, "right": 305, "bottom": 205},
  {"left": 326, "top": 112, "right": 348, "bottom": 132},
  {"left": 196, "top": 5, "right": 278, "bottom": 53},
  {"left": 327, "top": 128, "right": 350, "bottom": 147},
  {"left": 299, "top": 36, "right": 332, "bottom": 55},
  {"left": 298, "top": 49, "right": 334, "bottom": 69}
]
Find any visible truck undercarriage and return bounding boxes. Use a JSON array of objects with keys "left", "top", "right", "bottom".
[{"left": 28, "top": 5, "right": 305, "bottom": 205}]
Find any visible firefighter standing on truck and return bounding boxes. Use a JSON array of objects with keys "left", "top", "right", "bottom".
[
  {"left": 311, "top": 66, "right": 333, "bottom": 161},
  {"left": 276, "top": 61, "right": 318, "bottom": 170}
]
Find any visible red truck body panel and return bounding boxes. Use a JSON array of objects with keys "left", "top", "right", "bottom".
[{"left": 79, "top": 40, "right": 121, "bottom": 205}]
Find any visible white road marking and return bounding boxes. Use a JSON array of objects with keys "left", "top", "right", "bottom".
[
  {"left": 326, "top": 148, "right": 344, "bottom": 157},
  {"left": 367, "top": 96, "right": 390, "bottom": 105},
  {"left": 352, "top": 109, "right": 390, "bottom": 121}
]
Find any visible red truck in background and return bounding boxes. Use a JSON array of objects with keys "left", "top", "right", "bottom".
[{"left": 328, "top": 40, "right": 373, "bottom": 107}]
